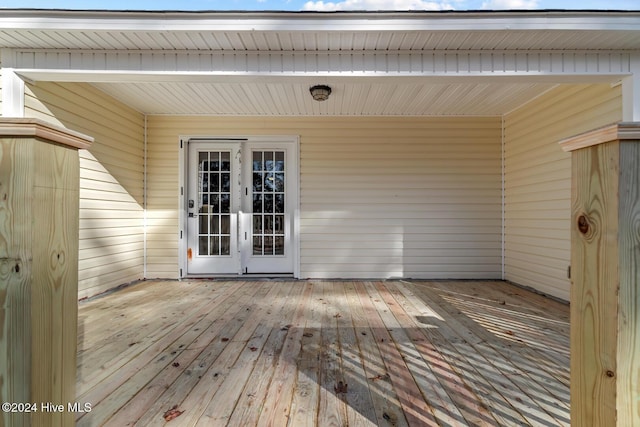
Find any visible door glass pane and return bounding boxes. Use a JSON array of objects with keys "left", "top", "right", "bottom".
[
  {"left": 264, "top": 194, "right": 274, "bottom": 213},
  {"left": 199, "top": 236, "right": 208, "bottom": 255},
  {"left": 274, "top": 215, "right": 284, "bottom": 234},
  {"left": 221, "top": 194, "right": 230, "bottom": 213},
  {"left": 264, "top": 151, "right": 274, "bottom": 171},
  {"left": 264, "top": 236, "right": 274, "bottom": 255},
  {"left": 211, "top": 194, "right": 219, "bottom": 213},
  {"left": 275, "top": 194, "right": 284, "bottom": 214},
  {"left": 253, "top": 194, "right": 262, "bottom": 213},
  {"left": 253, "top": 236, "right": 262, "bottom": 255},
  {"left": 253, "top": 151, "right": 262, "bottom": 172},
  {"left": 265, "top": 172, "right": 275, "bottom": 192},
  {"left": 210, "top": 236, "right": 220, "bottom": 256},
  {"left": 199, "top": 214, "right": 209, "bottom": 234},
  {"left": 251, "top": 150, "right": 286, "bottom": 256},
  {"left": 221, "top": 215, "right": 230, "bottom": 234},
  {"left": 264, "top": 215, "right": 273, "bottom": 233},
  {"left": 198, "top": 150, "right": 232, "bottom": 256},
  {"left": 274, "top": 173, "right": 284, "bottom": 192},
  {"left": 253, "top": 215, "right": 262, "bottom": 234},
  {"left": 222, "top": 173, "right": 230, "bottom": 192},
  {"left": 274, "top": 236, "right": 284, "bottom": 255},
  {"left": 221, "top": 236, "right": 230, "bottom": 255},
  {"left": 221, "top": 152, "right": 230, "bottom": 171},
  {"left": 210, "top": 152, "right": 220, "bottom": 171},
  {"left": 275, "top": 151, "right": 285, "bottom": 171},
  {"left": 199, "top": 152, "right": 208, "bottom": 170},
  {"left": 253, "top": 172, "right": 263, "bottom": 192},
  {"left": 210, "top": 174, "right": 219, "bottom": 192}
]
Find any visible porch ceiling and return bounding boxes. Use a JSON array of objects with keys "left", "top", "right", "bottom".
[
  {"left": 2, "top": 10, "right": 639, "bottom": 116},
  {"left": 89, "top": 80, "right": 558, "bottom": 116}
]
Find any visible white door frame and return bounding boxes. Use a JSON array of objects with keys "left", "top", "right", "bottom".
[{"left": 179, "top": 135, "right": 300, "bottom": 278}]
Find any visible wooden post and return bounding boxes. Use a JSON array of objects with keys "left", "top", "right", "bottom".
[
  {"left": 0, "top": 119, "right": 92, "bottom": 427},
  {"left": 559, "top": 122, "right": 640, "bottom": 427}
]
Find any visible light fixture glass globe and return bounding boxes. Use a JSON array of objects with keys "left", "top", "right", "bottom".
[{"left": 310, "top": 85, "right": 332, "bottom": 101}]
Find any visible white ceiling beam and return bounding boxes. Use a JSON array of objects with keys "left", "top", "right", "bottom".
[
  {"left": 11, "top": 50, "right": 633, "bottom": 82},
  {"left": 16, "top": 70, "right": 624, "bottom": 85}
]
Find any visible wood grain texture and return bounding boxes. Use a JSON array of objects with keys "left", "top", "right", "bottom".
[
  {"left": 0, "top": 118, "right": 92, "bottom": 150},
  {"left": 76, "top": 280, "right": 570, "bottom": 427},
  {"left": 558, "top": 122, "right": 640, "bottom": 152},
  {"left": 32, "top": 142, "right": 80, "bottom": 427},
  {"left": 0, "top": 131, "right": 82, "bottom": 427},
  {"left": 0, "top": 138, "right": 34, "bottom": 427},
  {"left": 566, "top": 132, "right": 640, "bottom": 427},
  {"left": 570, "top": 140, "right": 619, "bottom": 426},
  {"left": 616, "top": 141, "right": 640, "bottom": 426}
]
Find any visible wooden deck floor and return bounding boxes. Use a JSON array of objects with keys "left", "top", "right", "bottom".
[{"left": 76, "top": 280, "right": 570, "bottom": 426}]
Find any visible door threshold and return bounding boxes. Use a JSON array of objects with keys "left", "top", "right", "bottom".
[{"left": 184, "top": 274, "right": 295, "bottom": 280}]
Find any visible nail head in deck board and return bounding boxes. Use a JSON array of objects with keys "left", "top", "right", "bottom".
[
  {"left": 0, "top": 119, "right": 92, "bottom": 427},
  {"left": 560, "top": 122, "right": 640, "bottom": 427}
]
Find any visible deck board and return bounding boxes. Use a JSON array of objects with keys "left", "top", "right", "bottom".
[
  {"left": 409, "top": 282, "right": 566, "bottom": 426},
  {"left": 77, "top": 280, "right": 570, "bottom": 426}
]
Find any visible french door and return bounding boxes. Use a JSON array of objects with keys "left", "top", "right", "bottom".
[{"left": 185, "top": 139, "right": 296, "bottom": 275}]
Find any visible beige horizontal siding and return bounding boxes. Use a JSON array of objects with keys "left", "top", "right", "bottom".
[
  {"left": 146, "top": 116, "right": 502, "bottom": 280},
  {"left": 504, "top": 83, "right": 622, "bottom": 301},
  {"left": 25, "top": 82, "right": 145, "bottom": 298}
]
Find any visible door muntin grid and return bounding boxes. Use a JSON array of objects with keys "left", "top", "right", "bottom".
[
  {"left": 198, "top": 150, "right": 231, "bottom": 256},
  {"left": 252, "top": 150, "right": 285, "bottom": 256}
]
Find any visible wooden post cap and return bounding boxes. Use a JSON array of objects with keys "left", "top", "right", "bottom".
[
  {"left": 0, "top": 118, "right": 93, "bottom": 149},
  {"left": 558, "top": 122, "right": 640, "bottom": 152}
]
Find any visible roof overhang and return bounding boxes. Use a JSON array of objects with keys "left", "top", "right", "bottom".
[
  {"left": 1, "top": 10, "right": 639, "bottom": 116},
  {"left": 1, "top": 10, "right": 640, "bottom": 50}
]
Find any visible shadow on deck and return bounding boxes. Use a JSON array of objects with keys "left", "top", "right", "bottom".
[{"left": 75, "top": 280, "right": 570, "bottom": 426}]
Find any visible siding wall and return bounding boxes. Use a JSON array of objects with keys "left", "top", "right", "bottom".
[
  {"left": 503, "top": 83, "right": 622, "bottom": 301},
  {"left": 16, "top": 81, "right": 618, "bottom": 297},
  {"left": 24, "top": 82, "right": 145, "bottom": 298},
  {"left": 146, "top": 116, "right": 503, "bottom": 280}
]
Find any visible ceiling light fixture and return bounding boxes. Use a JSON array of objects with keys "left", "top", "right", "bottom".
[{"left": 310, "top": 85, "right": 332, "bottom": 101}]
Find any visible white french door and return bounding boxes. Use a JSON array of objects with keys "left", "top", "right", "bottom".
[{"left": 185, "top": 139, "right": 296, "bottom": 276}]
